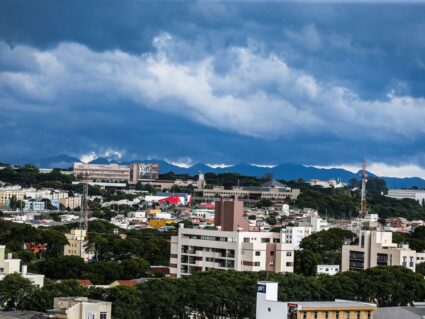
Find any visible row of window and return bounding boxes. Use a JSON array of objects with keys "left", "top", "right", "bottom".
[{"left": 302, "top": 310, "right": 372, "bottom": 319}]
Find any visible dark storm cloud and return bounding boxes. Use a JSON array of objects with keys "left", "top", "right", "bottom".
[{"left": 1, "top": 0, "right": 425, "bottom": 171}]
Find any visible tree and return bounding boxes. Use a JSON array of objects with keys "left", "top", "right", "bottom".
[
  {"left": 294, "top": 250, "right": 320, "bottom": 276},
  {"left": 0, "top": 274, "right": 34, "bottom": 310},
  {"left": 120, "top": 259, "right": 149, "bottom": 279}
]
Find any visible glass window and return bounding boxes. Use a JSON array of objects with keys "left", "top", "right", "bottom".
[
  {"left": 335, "top": 311, "right": 339, "bottom": 319},
  {"left": 314, "top": 311, "right": 318, "bottom": 319},
  {"left": 255, "top": 251, "right": 261, "bottom": 256},
  {"left": 286, "top": 252, "right": 292, "bottom": 256},
  {"left": 100, "top": 313, "right": 107, "bottom": 319},
  {"left": 357, "top": 311, "right": 361, "bottom": 319}
]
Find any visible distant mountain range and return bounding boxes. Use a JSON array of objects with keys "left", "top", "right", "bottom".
[{"left": 7, "top": 154, "right": 425, "bottom": 189}]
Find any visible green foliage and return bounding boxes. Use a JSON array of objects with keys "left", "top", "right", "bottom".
[
  {"left": 296, "top": 186, "right": 425, "bottom": 220},
  {"left": 3, "top": 267, "right": 425, "bottom": 318},
  {"left": 300, "top": 228, "right": 357, "bottom": 265},
  {"left": 0, "top": 273, "right": 34, "bottom": 310},
  {"left": 0, "top": 166, "right": 74, "bottom": 189},
  {"left": 392, "top": 226, "right": 425, "bottom": 251},
  {"left": 294, "top": 250, "right": 321, "bottom": 276}
]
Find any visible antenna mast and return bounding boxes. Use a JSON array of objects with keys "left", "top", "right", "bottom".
[
  {"left": 360, "top": 160, "right": 368, "bottom": 219},
  {"left": 82, "top": 171, "right": 89, "bottom": 230}
]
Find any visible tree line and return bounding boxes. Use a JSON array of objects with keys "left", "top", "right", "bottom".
[{"left": 1, "top": 267, "right": 424, "bottom": 319}]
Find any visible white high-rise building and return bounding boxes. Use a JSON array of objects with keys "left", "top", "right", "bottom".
[{"left": 284, "top": 226, "right": 312, "bottom": 249}]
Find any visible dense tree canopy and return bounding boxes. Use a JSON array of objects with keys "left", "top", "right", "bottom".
[{"left": 2, "top": 267, "right": 424, "bottom": 318}]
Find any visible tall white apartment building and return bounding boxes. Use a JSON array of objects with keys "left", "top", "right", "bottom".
[
  {"left": 342, "top": 230, "right": 417, "bottom": 272},
  {"left": 284, "top": 226, "right": 312, "bottom": 249},
  {"left": 170, "top": 199, "right": 295, "bottom": 278}
]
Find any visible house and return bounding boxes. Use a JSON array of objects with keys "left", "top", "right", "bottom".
[
  {"left": 47, "top": 297, "right": 111, "bottom": 319},
  {"left": 0, "top": 245, "right": 44, "bottom": 287}
]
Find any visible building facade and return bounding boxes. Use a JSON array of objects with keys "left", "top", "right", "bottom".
[
  {"left": 256, "top": 281, "right": 376, "bottom": 319},
  {"left": 47, "top": 297, "right": 111, "bottom": 319},
  {"left": 129, "top": 163, "right": 160, "bottom": 183},
  {"left": 64, "top": 229, "right": 93, "bottom": 262},
  {"left": 387, "top": 189, "right": 425, "bottom": 206},
  {"left": 73, "top": 163, "right": 130, "bottom": 182},
  {"left": 170, "top": 199, "right": 295, "bottom": 278},
  {"left": 284, "top": 226, "right": 312, "bottom": 249},
  {"left": 0, "top": 190, "right": 24, "bottom": 207},
  {"left": 341, "top": 230, "right": 417, "bottom": 272},
  {"left": 0, "top": 245, "right": 44, "bottom": 287},
  {"left": 59, "top": 197, "right": 82, "bottom": 210}
]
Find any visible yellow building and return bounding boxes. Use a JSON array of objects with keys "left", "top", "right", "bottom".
[
  {"left": 59, "top": 197, "right": 82, "bottom": 210},
  {"left": 0, "top": 190, "right": 24, "bottom": 206},
  {"left": 64, "top": 229, "right": 93, "bottom": 262},
  {"left": 289, "top": 302, "right": 376, "bottom": 319}
]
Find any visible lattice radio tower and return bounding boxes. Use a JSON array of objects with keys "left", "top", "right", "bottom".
[{"left": 359, "top": 160, "right": 368, "bottom": 219}]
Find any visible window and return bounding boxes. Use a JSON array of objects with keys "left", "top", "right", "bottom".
[
  {"left": 325, "top": 311, "right": 329, "bottom": 319},
  {"left": 302, "top": 312, "right": 307, "bottom": 319},
  {"left": 346, "top": 312, "right": 350, "bottom": 319},
  {"left": 254, "top": 262, "right": 260, "bottom": 266},
  {"left": 357, "top": 311, "right": 361, "bottom": 319},
  {"left": 100, "top": 313, "right": 107, "bottom": 319},
  {"left": 367, "top": 311, "right": 371, "bottom": 319},
  {"left": 244, "top": 238, "right": 250, "bottom": 243},
  {"left": 286, "top": 252, "right": 292, "bottom": 256},
  {"left": 313, "top": 311, "right": 318, "bottom": 319},
  {"left": 268, "top": 308, "right": 271, "bottom": 312},
  {"left": 85, "top": 313, "right": 95, "bottom": 319},
  {"left": 255, "top": 251, "right": 261, "bottom": 256},
  {"left": 335, "top": 311, "right": 339, "bottom": 319},
  {"left": 270, "top": 251, "right": 275, "bottom": 256}
]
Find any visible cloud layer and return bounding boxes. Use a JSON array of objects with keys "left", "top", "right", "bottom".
[
  {"left": 1, "top": 1, "right": 425, "bottom": 172},
  {"left": 2, "top": 36, "right": 425, "bottom": 143}
]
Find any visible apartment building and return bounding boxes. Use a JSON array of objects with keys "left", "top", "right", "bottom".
[
  {"left": 64, "top": 229, "right": 93, "bottom": 262},
  {"left": 59, "top": 197, "right": 82, "bottom": 210},
  {"left": 387, "top": 189, "right": 425, "bottom": 205},
  {"left": 341, "top": 230, "right": 417, "bottom": 272},
  {"left": 129, "top": 163, "right": 160, "bottom": 183},
  {"left": 47, "top": 297, "right": 111, "bottom": 319},
  {"left": 73, "top": 163, "right": 130, "bottom": 182},
  {"left": 170, "top": 198, "right": 295, "bottom": 278},
  {"left": 284, "top": 226, "right": 312, "bottom": 249},
  {"left": 0, "top": 245, "right": 44, "bottom": 287},
  {"left": 0, "top": 189, "right": 24, "bottom": 206},
  {"left": 256, "top": 281, "right": 376, "bottom": 319}
]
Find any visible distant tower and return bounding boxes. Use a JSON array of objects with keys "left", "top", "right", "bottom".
[
  {"left": 359, "top": 160, "right": 368, "bottom": 218},
  {"left": 197, "top": 172, "right": 206, "bottom": 189}
]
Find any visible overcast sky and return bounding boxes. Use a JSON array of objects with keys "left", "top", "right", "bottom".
[{"left": 1, "top": 1, "right": 425, "bottom": 175}]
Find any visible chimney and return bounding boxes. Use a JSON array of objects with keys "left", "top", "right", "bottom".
[
  {"left": 7, "top": 253, "right": 12, "bottom": 259},
  {"left": 22, "top": 265, "right": 27, "bottom": 275}
]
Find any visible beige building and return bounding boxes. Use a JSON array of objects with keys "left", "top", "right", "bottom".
[
  {"left": 47, "top": 297, "right": 111, "bottom": 319},
  {"left": 0, "top": 245, "right": 44, "bottom": 287},
  {"left": 64, "top": 229, "right": 93, "bottom": 262},
  {"left": 342, "top": 230, "right": 417, "bottom": 272},
  {"left": 59, "top": 197, "right": 82, "bottom": 210},
  {"left": 73, "top": 162, "right": 130, "bottom": 182},
  {"left": 0, "top": 190, "right": 25, "bottom": 207},
  {"left": 197, "top": 180, "right": 300, "bottom": 201},
  {"left": 170, "top": 199, "right": 295, "bottom": 278}
]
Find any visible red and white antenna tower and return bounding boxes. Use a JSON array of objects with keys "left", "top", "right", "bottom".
[{"left": 359, "top": 160, "right": 368, "bottom": 219}]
